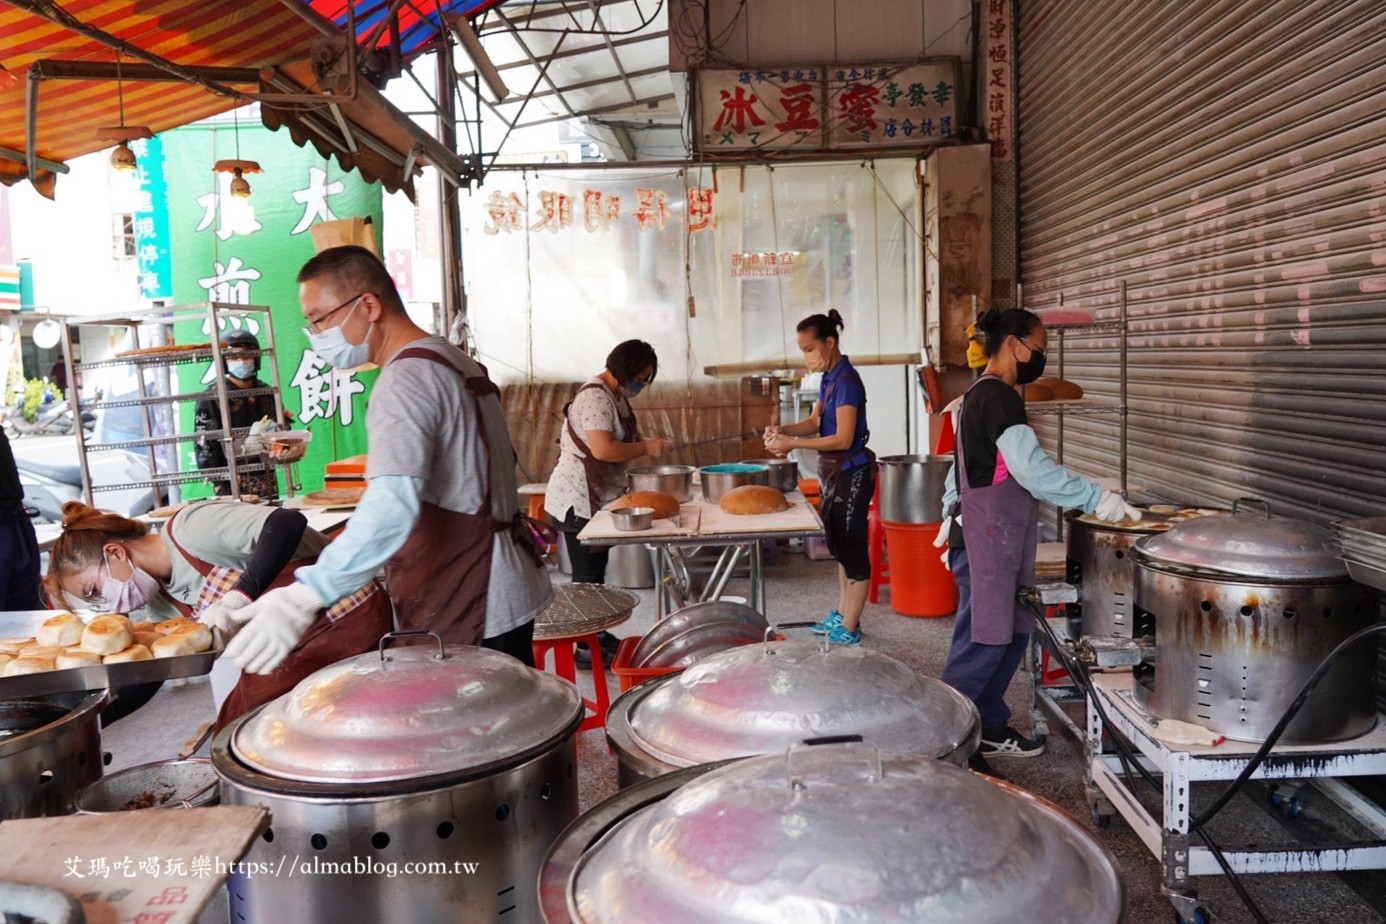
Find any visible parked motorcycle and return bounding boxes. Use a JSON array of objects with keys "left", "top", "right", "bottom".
[
  {"left": 15, "top": 447, "right": 158, "bottom": 524},
  {"left": 4, "top": 392, "right": 77, "bottom": 437}
]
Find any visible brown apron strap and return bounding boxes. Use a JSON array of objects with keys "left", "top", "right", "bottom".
[
  {"left": 161, "top": 508, "right": 218, "bottom": 578},
  {"left": 563, "top": 381, "right": 639, "bottom": 516}
]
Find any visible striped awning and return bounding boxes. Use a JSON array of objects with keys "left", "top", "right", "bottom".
[
  {"left": 305, "top": 0, "right": 505, "bottom": 57},
  {"left": 0, "top": 0, "right": 488, "bottom": 198}
]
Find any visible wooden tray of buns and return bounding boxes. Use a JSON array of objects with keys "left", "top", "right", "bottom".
[{"left": 0, "top": 610, "right": 220, "bottom": 699}]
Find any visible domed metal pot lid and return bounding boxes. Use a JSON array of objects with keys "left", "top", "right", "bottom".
[
  {"left": 569, "top": 745, "right": 1124, "bottom": 923},
  {"left": 626, "top": 639, "right": 979, "bottom": 766},
  {"left": 232, "top": 638, "right": 582, "bottom": 784},
  {"left": 1135, "top": 497, "right": 1346, "bottom": 581}
]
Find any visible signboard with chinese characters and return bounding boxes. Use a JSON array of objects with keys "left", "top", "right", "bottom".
[
  {"left": 158, "top": 122, "right": 384, "bottom": 497},
  {"left": 131, "top": 136, "right": 173, "bottom": 301},
  {"left": 696, "top": 68, "right": 826, "bottom": 151},
  {"left": 984, "top": 0, "right": 1014, "bottom": 161},
  {"left": 695, "top": 60, "right": 958, "bottom": 155}
]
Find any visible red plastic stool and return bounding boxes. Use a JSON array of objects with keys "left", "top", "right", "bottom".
[
  {"left": 532, "top": 633, "right": 612, "bottom": 733},
  {"left": 867, "top": 482, "right": 890, "bottom": 604}
]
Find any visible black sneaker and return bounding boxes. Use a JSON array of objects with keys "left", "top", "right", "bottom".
[
  {"left": 573, "top": 643, "right": 593, "bottom": 670},
  {"left": 979, "top": 725, "right": 1045, "bottom": 759},
  {"left": 967, "top": 751, "right": 1006, "bottom": 779}
]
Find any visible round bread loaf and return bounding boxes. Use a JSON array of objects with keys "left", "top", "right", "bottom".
[
  {"left": 57, "top": 648, "right": 102, "bottom": 669},
  {"left": 19, "top": 644, "right": 65, "bottom": 661},
  {"left": 103, "top": 644, "right": 153, "bottom": 664},
  {"left": 37, "top": 612, "right": 84, "bottom": 647},
  {"left": 719, "top": 484, "right": 789, "bottom": 516},
  {"left": 152, "top": 634, "right": 197, "bottom": 659},
  {"left": 81, "top": 616, "right": 133, "bottom": 656},
  {"left": 1022, "top": 382, "right": 1054, "bottom": 402},
  {"left": 172, "top": 623, "right": 213, "bottom": 653},
  {"left": 1035, "top": 376, "right": 1084, "bottom": 400},
  {"left": 133, "top": 630, "right": 160, "bottom": 650},
  {"left": 611, "top": 491, "right": 680, "bottom": 519},
  {"left": 153, "top": 617, "right": 195, "bottom": 637},
  {"left": 131, "top": 621, "right": 159, "bottom": 635},
  {"left": 0, "top": 637, "right": 35, "bottom": 656},
  {"left": 4, "top": 656, "right": 55, "bottom": 676}
]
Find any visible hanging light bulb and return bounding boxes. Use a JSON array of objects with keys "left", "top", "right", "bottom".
[
  {"left": 109, "top": 141, "right": 138, "bottom": 172},
  {"left": 213, "top": 101, "right": 262, "bottom": 200},
  {"left": 98, "top": 51, "right": 153, "bottom": 173}
]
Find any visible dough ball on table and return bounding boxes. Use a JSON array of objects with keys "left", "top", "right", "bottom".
[
  {"left": 4, "top": 657, "right": 55, "bottom": 676},
  {"left": 81, "top": 616, "right": 133, "bottom": 656},
  {"left": 1022, "top": 383, "right": 1054, "bottom": 402},
  {"left": 19, "top": 644, "right": 65, "bottom": 662},
  {"left": 153, "top": 617, "right": 195, "bottom": 637},
  {"left": 152, "top": 634, "right": 197, "bottom": 659},
  {"left": 1035, "top": 377, "right": 1084, "bottom": 400},
  {"left": 611, "top": 491, "right": 681, "bottom": 520},
  {"left": 37, "top": 612, "right": 84, "bottom": 647},
  {"left": 103, "top": 644, "right": 153, "bottom": 664},
  {"left": 57, "top": 648, "right": 102, "bottom": 670},
  {"left": 0, "top": 637, "right": 35, "bottom": 656},
  {"left": 719, "top": 485, "right": 789, "bottom": 516}
]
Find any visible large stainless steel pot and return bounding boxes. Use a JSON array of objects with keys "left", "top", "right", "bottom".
[
  {"left": 0, "top": 690, "right": 105, "bottom": 819},
  {"left": 607, "top": 638, "right": 980, "bottom": 786},
  {"left": 212, "top": 635, "right": 584, "bottom": 922},
  {"left": 1064, "top": 506, "right": 1223, "bottom": 639},
  {"left": 740, "top": 457, "right": 797, "bottom": 492},
  {"left": 1132, "top": 500, "right": 1378, "bottom": 744},
  {"left": 877, "top": 454, "right": 951, "bottom": 523},
  {"left": 540, "top": 744, "right": 1125, "bottom": 923},
  {"left": 625, "top": 464, "right": 696, "bottom": 502},
  {"left": 698, "top": 463, "right": 768, "bottom": 502}
]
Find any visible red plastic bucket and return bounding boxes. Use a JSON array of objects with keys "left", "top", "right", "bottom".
[{"left": 882, "top": 521, "right": 958, "bottom": 617}]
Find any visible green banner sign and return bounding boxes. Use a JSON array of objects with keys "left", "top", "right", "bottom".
[{"left": 162, "top": 122, "right": 383, "bottom": 497}]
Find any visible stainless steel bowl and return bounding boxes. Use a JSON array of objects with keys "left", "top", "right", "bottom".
[
  {"left": 626, "top": 465, "right": 696, "bottom": 502},
  {"left": 627, "top": 601, "right": 769, "bottom": 668},
  {"left": 698, "top": 463, "right": 768, "bottom": 503},
  {"left": 740, "top": 457, "right": 797, "bottom": 492},
  {"left": 611, "top": 507, "right": 654, "bottom": 532}
]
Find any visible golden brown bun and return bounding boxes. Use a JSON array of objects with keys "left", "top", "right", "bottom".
[
  {"left": 133, "top": 630, "right": 159, "bottom": 650},
  {"left": 19, "top": 644, "right": 65, "bottom": 661},
  {"left": 719, "top": 485, "right": 790, "bottom": 516},
  {"left": 1022, "top": 383, "right": 1054, "bottom": 402},
  {"left": 131, "top": 621, "right": 159, "bottom": 634},
  {"left": 81, "top": 616, "right": 133, "bottom": 656},
  {"left": 0, "top": 653, "right": 11, "bottom": 671},
  {"left": 37, "top": 613, "right": 84, "bottom": 647},
  {"left": 153, "top": 617, "right": 195, "bottom": 637},
  {"left": 611, "top": 491, "right": 680, "bottom": 519},
  {"left": 56, "top": 648, "right": 102, "bottom": 669},
  {"left": 172, "top": 623, "right": 213, "bottom": 653},
  {"left": 108, "top": 614, "right": 132, "bottom": 629},
  {"left": 103, "top": 644, "right": 152, "bottom": 664},
  {"left": 4, "top": 657, "right": 55, "bottom": 676},
  {"left": 151, "top": 634, "right": 197, "bottom": 659},
  {"left": 0, "top": 637, "right": 35, "bottom": 656},
  {"left": 1035, "top": 377, "right": 1084, "bottom": 400}
]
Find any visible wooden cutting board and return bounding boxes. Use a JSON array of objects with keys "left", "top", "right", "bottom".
[
  {"left": 579, "top": 505, "right": 701, "bottom": 543},
  {"left": 697, "top": 492, "right": 823, "bottom": 537},
  {"left": 0, "top": 806, "right": 268, "bottom": 924}
]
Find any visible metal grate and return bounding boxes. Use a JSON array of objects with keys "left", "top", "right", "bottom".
[{"left": 533, "top": 584, "right": 640, "bottom": 640}]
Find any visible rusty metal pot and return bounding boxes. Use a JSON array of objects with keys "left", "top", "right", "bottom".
[{"left": 1131, "top": 499, "right": 1377, "bottom": 743}]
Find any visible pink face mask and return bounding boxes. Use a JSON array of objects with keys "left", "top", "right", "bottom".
[{"left": 96, "top": 550, "right": 161, "bottom": 613}]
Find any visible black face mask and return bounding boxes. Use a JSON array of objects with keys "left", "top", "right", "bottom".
[{"left": 1016, "top": 346, "right": 1047, "bottom": 384}]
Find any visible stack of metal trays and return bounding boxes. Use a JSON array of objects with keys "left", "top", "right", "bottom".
[
  {"left": 627, "top": 601, "right": 769, "bottom": 669},
  {"left": 1331, "top": 516, "right": 1386, "bottom": 593}
]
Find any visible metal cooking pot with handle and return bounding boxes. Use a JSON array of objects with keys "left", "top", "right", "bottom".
[
  {"left": 877, "top": 455, "right": 951, "bottom": 523},
  {"left": 541, "top": 743, "right": 1125, "bottom": 923},
  {"left": 0, "top": 690, "right": 106, "bottom": 819}
]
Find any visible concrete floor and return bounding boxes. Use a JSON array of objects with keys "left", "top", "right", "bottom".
[{"left": 104, "top": 546, "right": 1386, "bottom": 924}]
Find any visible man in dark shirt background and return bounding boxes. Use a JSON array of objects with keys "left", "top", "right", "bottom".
[
  {"left": 193, "top": 330, "right": 280, "bottom": 498},
  {"left": 0, "top": 428, "right": 41, "bottom": 610}
]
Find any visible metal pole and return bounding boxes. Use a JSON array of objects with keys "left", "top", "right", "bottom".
[
  {"left": 62, "top": 322, "right": 94, "bottom": 504},
  {"left": 436, "top": 41, "right": 465, "bottom": 338},
  {"left": 209, "top": 304, "right": 239, "bottom": 500},
  {"left": 1120, "top": 281, "right": 1129, "bottom": 498}
]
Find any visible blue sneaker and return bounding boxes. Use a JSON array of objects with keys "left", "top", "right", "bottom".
[
  {"left": 811, "top": 611, "right": 843, "bottom": 635},
  {"left": 824, "top": 621, "right": 861, "bottom": 645}
]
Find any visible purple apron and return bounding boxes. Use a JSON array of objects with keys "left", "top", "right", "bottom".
[{"left": 955, "top": 375, "right": 1038, "bottom": 645}]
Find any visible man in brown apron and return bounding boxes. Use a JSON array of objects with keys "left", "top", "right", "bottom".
[{"left": 224, "top": 246, "right": 552, "bottom": 675}]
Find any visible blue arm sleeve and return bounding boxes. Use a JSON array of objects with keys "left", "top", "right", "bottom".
[
  {"left": 942, "top": 460, "right": 958, "bottom": 512},
  {"left": 295, "top": 474, "right": 424, "bottom": 605},
  {"left": 995, "top": 425, "right": 1103, "bottom": 512}
]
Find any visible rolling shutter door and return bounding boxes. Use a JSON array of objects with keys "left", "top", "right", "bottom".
[{"left": 1016, "top": 0, "right": 1386, "bottom": 525}]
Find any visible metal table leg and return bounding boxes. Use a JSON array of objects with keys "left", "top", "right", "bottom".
[{"left": 750, "top": 540, "right": 765, "bottom": 614}]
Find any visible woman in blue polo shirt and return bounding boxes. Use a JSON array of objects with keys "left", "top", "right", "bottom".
[{"left": 765, "top": 310, "right": 873, "bottom": 645}]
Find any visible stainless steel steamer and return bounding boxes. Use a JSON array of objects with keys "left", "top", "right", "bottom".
[
  {"left": 540, "top": 745, "right": 1125, "bottom": 924},
  {"left": 606, "top": 639, "right": 979, "bottom": 786},
  {"left": 1132, "top": 501, "right": 1377, "bottom": 743},
  {"left": 0, "top": 690, "right": 105, "bottom": 819},
  {"left": 212, "top": 638, "right": 583, "bottom": 922}
]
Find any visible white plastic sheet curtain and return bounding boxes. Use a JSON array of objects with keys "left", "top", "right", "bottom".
[{"left": 461, "top": 159, "right": 921, "bottom": 385}]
